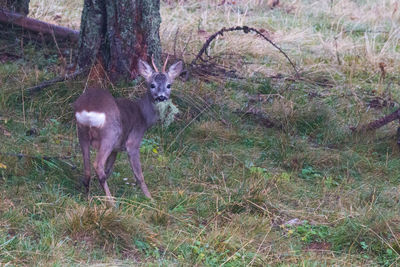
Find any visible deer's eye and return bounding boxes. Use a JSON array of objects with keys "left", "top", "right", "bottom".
[
  {"left": 150, "top": 83, "right": 156, "bottom": 89},
  {"left": 166, "top": 84, "right": 171, "bottom": 89}
]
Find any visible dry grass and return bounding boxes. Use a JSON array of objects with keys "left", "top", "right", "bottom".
[
  {"left": 29, "top": 0, "right": 83, "bottom": 29},
  {"left": 62, "top": 201, "right": 138, "bottom": 255}
]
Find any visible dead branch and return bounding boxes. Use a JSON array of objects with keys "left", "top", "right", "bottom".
[
  {"left": 26, "top": 68, "right": 88, "bottom": 95},
  {"left": 351, "top": 108, "right": 400, "bottom": 132},
  {"left": 192, "top": 25, "right": 299, "bottom": 78},
  {"left": 0, "top": 9, "right": 79, "bottom": 42}
]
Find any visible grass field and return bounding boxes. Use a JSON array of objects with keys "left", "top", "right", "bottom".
[{"left": 1, "top": 0, "right": 400, "bottom": 265}]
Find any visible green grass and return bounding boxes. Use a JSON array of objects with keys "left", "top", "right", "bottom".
[{"left": 1, "top": 0, "right": 400, "bottom": 265}]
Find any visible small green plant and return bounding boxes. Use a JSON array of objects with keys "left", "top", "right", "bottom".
[
  {"left": 378, "top": 248, "right": 398, "bottom": 266},
  {"left": 243, "top": 138, "right": 254, "bottom": 148},
  {"left": 39, "top": 118, "right": 61, "bottom": 136},
  {"left": 134, "top": 239, "right": 161, "bottom": 258},
  {"left": 299, "top": 166, "right": 323, "bottom": 181},
  {"left": 256, "top": 79, "right": 275, "bottom": 94},
  {"left": 324, "top": 176, "right": 340, "bottom": 188},
  {"left": 140, "top": 138, "right": 160, "bottom": 154},
  {"left": 288, "top": 221, "right": 330, "bottom": 244},
  {"left": 245, "top": 161, "right": 270, "bottom": 180}
]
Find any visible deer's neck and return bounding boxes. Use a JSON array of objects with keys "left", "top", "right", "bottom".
[{"left": 137, "top": 90, "right": 159, "bottom": 129}]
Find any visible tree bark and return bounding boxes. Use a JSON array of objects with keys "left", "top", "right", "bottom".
[
  {"left": 1, "top": 0, "right": 29, "bottom": 15},
  {"left": 78, "top": 0, "right": 162, "bottom": 82}
]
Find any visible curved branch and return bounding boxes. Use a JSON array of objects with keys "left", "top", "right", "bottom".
[{"left": 192, "top": 25, "right": 299, "bottom": 78}]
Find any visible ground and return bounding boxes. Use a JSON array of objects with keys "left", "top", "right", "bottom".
[{"left": 1, "top": 0, "right": 400, "bottom": 265}]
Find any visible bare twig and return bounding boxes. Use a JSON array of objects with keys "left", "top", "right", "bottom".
[
  {"left": 26, "top": 68, "right": 89, "bottom": 95},
  {"left": 192, "top": 25, "right": 299, "bottom": 78},
  {"left": 181, "top": 30, "right": 192, "bottom": 59},
  {"left": 173, "top": 27, "right": 179, "bottom": 58},
  {"left": 334, "top": 36, "right": 341, "bottom": 65}
]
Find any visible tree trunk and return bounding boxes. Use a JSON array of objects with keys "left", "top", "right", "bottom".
[
  {"left": 77, "top": 0, "right": 162, "bottom": 83},
  {"left": 1, "top": 0, "right": 29, "bottom": 15}
]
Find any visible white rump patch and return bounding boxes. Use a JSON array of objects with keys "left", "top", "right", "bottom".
[{"left": 75, "top": 110, "right": 106, "bottom": 128}]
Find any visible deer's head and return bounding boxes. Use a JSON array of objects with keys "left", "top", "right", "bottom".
[{"left": 138, "top": 56, "right": 183, "bottom": 103}]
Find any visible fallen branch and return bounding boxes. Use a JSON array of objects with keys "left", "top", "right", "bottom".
[
  {"left": 351, "top": 108, "right": 400, "bottom": 132},
  {"left": 26, "top": 68, "right": 88, "bottom": 94},
  {"left": 192, "top": 25, "right": 299, "bottom": 78},
  {"left": 0, "top": 9, "right": 79, "bottom": 42}
]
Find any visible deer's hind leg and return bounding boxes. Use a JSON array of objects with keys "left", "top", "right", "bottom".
[
  {"left": 93, "top": 131, "right": 119, "bottom": 202},
  {"left": 77, "top": 125, "right": 91, "bottom": 194}
]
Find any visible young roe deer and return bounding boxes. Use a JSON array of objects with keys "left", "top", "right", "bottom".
[{"left": 73, "top": 57, "right": 183, "bottom": 200}]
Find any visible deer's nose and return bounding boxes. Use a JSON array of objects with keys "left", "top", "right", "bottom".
[{"left": 156, "top": 95, "right": 167, "bottom": 102}]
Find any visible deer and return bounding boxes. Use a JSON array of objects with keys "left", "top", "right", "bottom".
[{"left": 73, "top": 57, "right": 183, "bottom": 200}]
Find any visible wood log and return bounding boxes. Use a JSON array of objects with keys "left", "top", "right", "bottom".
[{"left": 0, "top": 8, "right": 79, "bottom": 42}]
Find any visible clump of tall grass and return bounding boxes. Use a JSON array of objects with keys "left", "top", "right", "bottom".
[{"left": 61, "top": 201, "right": 137, "bottom": 254}]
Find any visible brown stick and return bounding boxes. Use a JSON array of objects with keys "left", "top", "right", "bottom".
[
  {"left": 0, "top": 8, "right": 79, "bottom": 42},
  {"left": 192, "top": 25, "right": 299, "bottom": 78},
  {"left": 351, "top": 108, "right": 400, "bottom": 132},
  {"left": 26, "top": 69, "right": 88, "bottom": 95}
]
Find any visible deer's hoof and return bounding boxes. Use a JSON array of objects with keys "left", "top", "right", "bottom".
[{"left": 80, "top": 178, "right": 90, "bottom": 193}]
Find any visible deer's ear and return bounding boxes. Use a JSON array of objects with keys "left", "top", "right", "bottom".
[
  {"left": 138, "top": 59, "right": 154, "bottom": 81},
  {"left": 167, "top": 61, "right": 183, "bottom": 81}
]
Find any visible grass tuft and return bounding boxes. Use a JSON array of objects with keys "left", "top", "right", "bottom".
[{"left": 62, "top": 202, "right": 136, "bottom": 254}]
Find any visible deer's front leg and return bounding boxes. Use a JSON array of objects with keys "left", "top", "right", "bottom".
[{"left": 126, "top": 146, "right": 152, "bottom": 199}]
